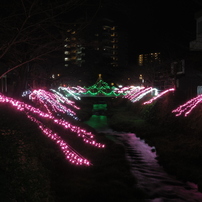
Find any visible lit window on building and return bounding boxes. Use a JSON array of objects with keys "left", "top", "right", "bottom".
[
  {"left": 139, "top": 54, "right": 143, "bottom": 66},
  {"left": 71, "top": 56, "right": 76, "bottom": 60},
  {"left": 64, "top": 51, "right": 69, "bottom": 55},
  {"left": 65, "top": 44, "right": 71, "bottom": 48}
]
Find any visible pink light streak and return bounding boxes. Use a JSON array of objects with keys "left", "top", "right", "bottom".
[
  {"left": 27, "top": 114, "right": 91, "bottom": 166},
  {"left": 30, "top": 89, "right": 79, "bottom": 119},
  {"left": 172, "top": 94, "right": 202, "bottom": 117},
  {"left": 143, "top": 88, "right": 175, "bottom": 105},
  {"left": 123, "top": 86, "right": 145, "bottom": 100},
  {"left": 114, "top": 86, "right": 132, "bottom": 94},
  {"left": 124, "top": 87, "right": 158, "bottom": 103},
  {"left": 58, "top": 86, "right": 82, "bottom": 100},
  {"left": 0, "top": 93, "right": 105, "bottom": 166}
]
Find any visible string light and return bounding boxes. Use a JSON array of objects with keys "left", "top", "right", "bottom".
[
  {"left": 124, "top": 87, "right": 158, "bottom": 103},
  {"left": 0, "top": 93, "right": 105, "bottom": 166},
  {"left": 26, "top": 113, "right": 91, "bottom": 166},
  {"left": 82, "top": 80, "right": 123, "bottom": 97},
  {"left": 143, "top": 88, "right": 175, "bottom": 105},
  {"left": 123, "top": 86, "right": 145, "bottom": 100},
  {"left": 29, "top": 89, "right": 79, "bottom": 119},
  {"left": 172, "top": 94, "right": 202, "bottom": 117},
  {"left": 58, "top": 86, "right": 81, "bottom": 100}
]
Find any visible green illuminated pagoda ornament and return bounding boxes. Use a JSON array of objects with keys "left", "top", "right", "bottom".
[
  {"left": 56, "top": 74, "right": 126, "bottom": 98},
  {"left": 83, "top": 74, "right": 123, "bottom": 97}
]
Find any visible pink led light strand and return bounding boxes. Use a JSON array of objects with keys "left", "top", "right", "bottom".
[
  {"left": 127, "top": 87, "right": 153, "bottom": 102},
  {"left": 1, "top": 93, "right": 105, "bottom": 147},
  {"left": 143, "top": 88, "right": 175, "bottom": 105},
  {"left": 58, "top": 86, "right": 81, "bottom": 100},
  {"left": 53, "top": 118, "right": 105, "bottom": 147},
  {"left": 72, "top": 86, "right": 87, "bottom": 93},
  {"left": 131, "top": 87, "right": 154, "bottom": 102},
  {"left": 114, "top": 86, "right": 131, "bottom": 94},
  {"left": 30, "top": 89, "right": 78, "bottom": 119},
  {"left": 26, "top": 113, "right": 91, "bottom": 166},
  {"left": 0, "top": 93, "right": 105, "bottom": 165},
  {"left": 123, "top": 86, "right": 145, "bottom": 100},
  {"left": 172, "top": 94, "right": 202, "bottom": 117},
  {"left": 50, "top": 89, "right": 80, "bottom": 110}
]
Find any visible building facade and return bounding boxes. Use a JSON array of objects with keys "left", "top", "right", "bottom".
[
  {"left": 63, "top": 17, "right": 128, "bottom": 83},
  {"left": 190, "top": 10, "right": 202, "bottom": 51},
  {"left": 64, "top": 25, "right": 85, "bottom": 67}
]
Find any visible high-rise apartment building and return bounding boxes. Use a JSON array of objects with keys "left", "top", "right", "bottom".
[
  {"left": 64, "top": 25, "right": 85, "bottom": 67},
  {"left": 84, "top": 18, "right": 119, "bottom": 72},
  {"left": 101, "top": 18, "right": 119, "bottom": 68},
  {"left": 64, "top": 17, "right": 128, "bottom": 80}
]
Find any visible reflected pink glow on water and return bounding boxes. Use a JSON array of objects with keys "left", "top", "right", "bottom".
[{"left": 113, "top": 132, "right": 202, "bottom": 201}]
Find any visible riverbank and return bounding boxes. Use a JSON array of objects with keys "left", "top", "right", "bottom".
[
  {"left": 0, "top": 103, "right": 147, "bottom": 201},
  {"left": 107, "top": 95, "right": 202, "bottom": 192}
]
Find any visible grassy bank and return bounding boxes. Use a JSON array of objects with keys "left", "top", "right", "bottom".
[
  {"left": 0, "top": 103, "right": 146, "bottom": 201},
  {"left": 107, "top": 95, "right": 202, "bottom": 191}
]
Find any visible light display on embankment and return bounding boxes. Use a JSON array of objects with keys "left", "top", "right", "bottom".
[{"left": 2, "top": 75, "right": 201, "bottom": 166}]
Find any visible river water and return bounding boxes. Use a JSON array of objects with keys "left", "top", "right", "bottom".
[
  {"left": 85, "top": 113, "right": 202, "bottom": 201},
  {"left": 111, "top": 131, "right": 202, "bottom": 202}
]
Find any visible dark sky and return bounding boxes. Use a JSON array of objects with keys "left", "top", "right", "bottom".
[
  {"left": 98, "top": 0, "right": 202, "bottom": 62},
  {"left": 1, "top": 0, "right": 201, "bottom": 65}
]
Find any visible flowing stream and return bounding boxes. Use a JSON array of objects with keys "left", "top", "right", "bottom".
[
  {"left": 85, "top": 108, "right": 202, "bottom": 201},
  {"left": 111, "top": 131, "right": 202, "bottom": 202}
]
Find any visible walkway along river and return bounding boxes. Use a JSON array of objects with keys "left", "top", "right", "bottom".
[{"left": 85, "top": 112, "right": 202, "bottom": 201}]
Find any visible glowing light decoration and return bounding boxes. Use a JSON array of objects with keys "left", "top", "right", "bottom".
[
  {"left": 124, "top": 87, "right": 158, "bottom": 103},
  {"left": 172, "top": 94, "right": 202, "bottom": 117},
  {"left": 114, "top": 86, "right": 141, "bottom": 95},
  {"left": 0, "top": 93, "right": 105, "bottom": 166},
  {"left": 82, "top": 80, "right": 124, "bottom": 97},
  {"left": 29, "top": 89, "right": 79, "bottom": 120},
  {"left": 50, "top": 89, "right": 79, "bottom": 109},
  {"left": 22, "top": 89, "right": 32, "bottom": 97},
  {"left": 27, "top": 114, "right": 91, "bottom": 166},
  {"left": 143, "top": 88, "right": 175, "bottom": 105},
  {"left": 58, "top": 86, "right": 81, "bottom": 100},
  {"left": 71, "top": 86, "right": 87, "bottom": 94},
  {"left": 52, "top": 80, "right": 125, "bottom": 98},
  {"left": 123, "top": 86, "right": 145, "bottom": 100}
]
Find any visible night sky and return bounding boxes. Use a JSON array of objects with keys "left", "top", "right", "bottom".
[
  {"left": 1, "top": 0, "right": 202, "bottom": 67},
  {"left": 98, "top": 0, "right": 202, "bottom": 62}
]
